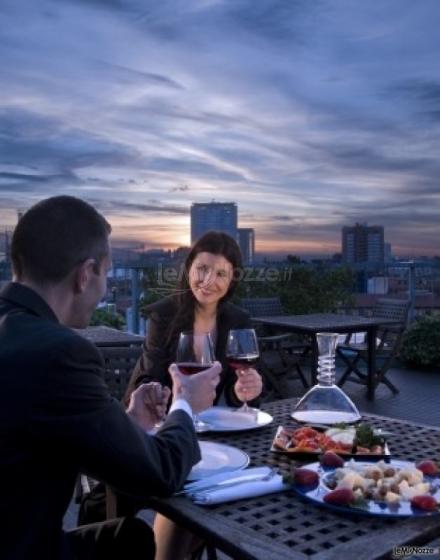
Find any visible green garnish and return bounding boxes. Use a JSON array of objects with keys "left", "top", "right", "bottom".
[
  {"left": 332, "top": 422, "right": 349, "bottom": 430},
  {"left": 354, "top": 423, "right": 384, "bottom": 448},
  {"left": 351, "top": 495, "right": 370, "bottom": 510}
]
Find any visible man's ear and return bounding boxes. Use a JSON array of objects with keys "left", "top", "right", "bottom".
[{"left": 73, "top": 258, "right": 96, "bottom": 294}]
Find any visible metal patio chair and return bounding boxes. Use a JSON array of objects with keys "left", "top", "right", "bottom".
[
  {"left": 100, "top": 345, "right": 143, "bottom": 401},
  {"left": 75, "top": 345, "right": 143, "bottom": 511},
  {"left": 337, "top": 298, "right": 410, "bottom": 395},
  {"left": 239, "top": 297, "right": 310, "bottom": 398}
]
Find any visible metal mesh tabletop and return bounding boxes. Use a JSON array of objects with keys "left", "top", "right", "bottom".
[
  {"left": 147, "top": 399, "right": 440, "bottom": 560},
  {"left": 253, "top": 313, "right": 396, "bottom": 333}
]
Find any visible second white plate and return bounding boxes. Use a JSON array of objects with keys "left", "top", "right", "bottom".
[
  {"left": 197, "top": 406, "right": 273, "bottom": 432},
  {"left": 187, "top": 441, "right": 250, "bottom": 481}
]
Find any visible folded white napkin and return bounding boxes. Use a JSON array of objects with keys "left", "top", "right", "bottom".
[{"left": 186, "top": 466, "right": 289, "bottom": 505}]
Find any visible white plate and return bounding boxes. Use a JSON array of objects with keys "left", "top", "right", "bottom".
[
  {"left": 197, "top": 406, "right": 273, "bottom": 432},
  {"left": 187, "top": 441, "right": 250, "bottom": 481}
]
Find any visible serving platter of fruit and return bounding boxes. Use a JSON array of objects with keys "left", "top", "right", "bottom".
[
  {"left": 290, "top": 457, "right": 440, "bottom": 517},
  {"left": 272, "top": 424, "right": 389, "bottom": 458}
]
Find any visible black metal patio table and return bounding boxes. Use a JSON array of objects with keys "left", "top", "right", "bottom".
[
  {"left": 145, "top": 398, "right": 440, "bottom": 560},
  {"left": 252, "top": 313, "right": 400, "bottom": 400}
]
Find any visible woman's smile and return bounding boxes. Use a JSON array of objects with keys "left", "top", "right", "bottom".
[{"left": 189, "top": 252, "right": 233, "bottom": 307}]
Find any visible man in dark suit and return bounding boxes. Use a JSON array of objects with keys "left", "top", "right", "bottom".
[{"left": 0, "top": 196, "right": 221, "bottom": 560}]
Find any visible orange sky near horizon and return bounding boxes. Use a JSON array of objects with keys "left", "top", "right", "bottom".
[
  {"left": 109, "top": 216, "right": 439, "bottom": 257},
  {"left": 109, "top": 213, "right": 342, "bottom": 254},
  {"left": 1, "top": 208, "right": 437, "bottom": 258}
]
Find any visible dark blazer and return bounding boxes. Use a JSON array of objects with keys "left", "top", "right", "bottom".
[
  {"left": 0, "top": 283, "right": 200, "bottom": 560},
  {"left": 125, "top": 296, "right": 257, "bottom": 408}
]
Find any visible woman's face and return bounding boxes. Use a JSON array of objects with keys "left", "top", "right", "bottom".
[{"left": 189, "top": 251, "right": 234, "bottom": 308}]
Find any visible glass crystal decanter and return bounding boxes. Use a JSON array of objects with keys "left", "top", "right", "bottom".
[{"left": 292, "top": 332, "right": 361, "bottom": 424}]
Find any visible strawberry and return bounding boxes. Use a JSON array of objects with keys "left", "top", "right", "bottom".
[
  {"left": 320, "top": 451, "right": 344, "bottom": 468},
  {"left": 416, "top": 460, "right": 439, "bottom": 476},
  {"left": 410, "top": 495, "right": 439, "bottom": 512},
  {"left": 293, "top": 468, "right": 319, "bottom": 486},
  {"left": 323, "top": 488, "right": 355, "bottom": 506}
]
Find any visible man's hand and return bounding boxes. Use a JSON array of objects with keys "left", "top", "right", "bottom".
[
  {"left": 234, "top": 368, "right": 263, "bottom": 403},
  {"left": 126, "top": 382, "right": 171, "bottom": 432},
  {"left": 169, "top": 361, "right": 221, "bottom": 413}
]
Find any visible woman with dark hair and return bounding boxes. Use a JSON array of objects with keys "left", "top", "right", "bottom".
[
  {"left": 124, "top": 230, "right": 262, "bottom": 409},
  {"left": 125, "top": 231, "right": 263, "bottom": 560}
]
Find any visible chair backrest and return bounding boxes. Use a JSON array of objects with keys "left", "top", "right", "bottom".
[
  {"left": 99, "top": 346, "right": 143, "bottom": 401},
  {"left": 372, "top": 299, "right": 410, "bottom": 354},
  {"left": 373, "top": 298, "right": 410, "bottom": 326},
  {"left": 239, "top": 297, "right": 285, "bottom": 317}
]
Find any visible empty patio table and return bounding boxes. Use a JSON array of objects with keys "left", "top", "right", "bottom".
[
  {"left": 252, "top": 313, "right": 400, "bottom": 400},
  {"left": 144, "top": 398, "right": 440, "bottom": 560}
]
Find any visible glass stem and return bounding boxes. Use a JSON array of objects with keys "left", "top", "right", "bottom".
[{"left": 239, "top": 369, "right": 249, "bottom": 411}]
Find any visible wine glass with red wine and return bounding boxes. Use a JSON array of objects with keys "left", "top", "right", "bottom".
[
  {"left": 176, "top": 331, "right": 215, "bottom": 432},
  {"left": 226, "top": 329, "right": 259, "bottom": 414}
]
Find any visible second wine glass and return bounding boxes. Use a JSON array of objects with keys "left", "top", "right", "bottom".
[
  {"left": 226, "top": 328, "right": 260, "bottom": 414},
  {"left": 176, "top": 331, "right": 215, "bottom": 432}
]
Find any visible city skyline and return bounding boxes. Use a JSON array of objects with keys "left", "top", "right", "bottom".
[{"left": 1, "top": 1, "right": 440, "bottom": 256}]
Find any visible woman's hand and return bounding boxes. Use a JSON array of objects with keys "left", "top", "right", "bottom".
[
  {"left": 126, "top": 382, "right": 171, "bottom": 432},
  {"left": 234, "top": 368, "right": 263, "bottom": 403}
]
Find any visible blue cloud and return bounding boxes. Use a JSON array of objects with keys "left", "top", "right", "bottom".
[{"left": 0, "top": 0, "right": 440, "bottom": 255}]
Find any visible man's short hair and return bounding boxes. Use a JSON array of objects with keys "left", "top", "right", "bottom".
[{"left": 11, "top": 196, "right": 111, "bottom": 283}]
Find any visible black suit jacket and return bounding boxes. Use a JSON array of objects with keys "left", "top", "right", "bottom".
[
  {"left": 125, "top": 296, "right": 257, "bottom": 408},
  {"left": 0, "top": 283, "right": 200, "bottom": 560}
]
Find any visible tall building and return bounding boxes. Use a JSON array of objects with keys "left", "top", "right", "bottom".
[
  {"left": 237, "top": 228, "right": 255, "bottom": 265},
  {"left": 190, "top": 202, "right": 238, "bottom": 244},
  {"left": 342, "top": 223, "right": 384, "bottom": 265}
]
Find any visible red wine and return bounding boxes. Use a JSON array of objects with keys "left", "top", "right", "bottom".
[
  {"left": 177, "top": 362, "right": 214, "bottom": 376},
  {"left": 227, "top": 354, "right": 259, "bottom": 370}
]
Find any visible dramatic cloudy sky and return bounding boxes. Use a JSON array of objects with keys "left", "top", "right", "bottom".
[{"left": 1, "top": 0, "right": 440, "bottom": 256}]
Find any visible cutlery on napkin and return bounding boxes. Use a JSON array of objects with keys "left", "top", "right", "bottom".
[
  {"left": 184, "top": 466, "right": 275, "bottom": 493},
  {"left": 184, "top": 466, "right": 289, "bottom": 505}
]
